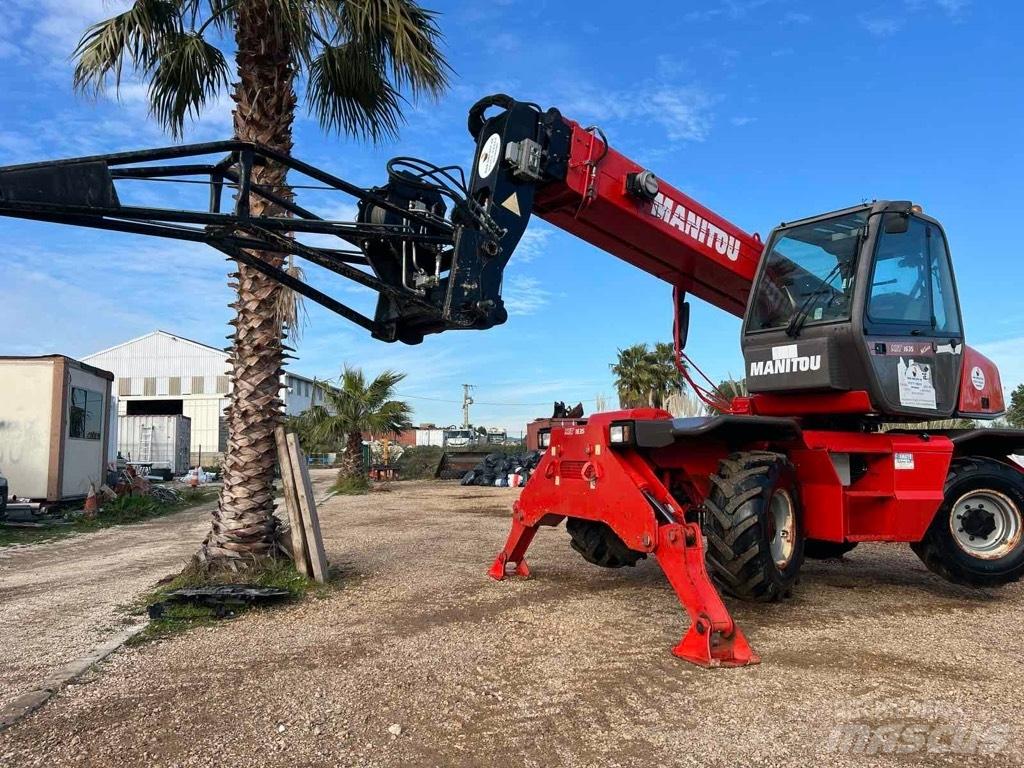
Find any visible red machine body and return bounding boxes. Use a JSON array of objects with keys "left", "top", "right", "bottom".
[{"left": 478, "top": 100, "right": 1024, "bottom": 668}]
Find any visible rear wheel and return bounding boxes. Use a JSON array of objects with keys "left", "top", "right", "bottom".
[
  {"left": 804, "top": 539, "right": 858, "bottom": 560},
  {"left": 566, "top": 518, "right": 646, "bottom": 569},
  {"left": 911, "top": 457, "right": 1024, "bottom": 587},
  {"left": 705, "top": 452, "right": 805, "bottom": 601}
]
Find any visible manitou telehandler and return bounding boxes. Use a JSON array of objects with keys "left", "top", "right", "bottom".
[{"left": 2, "top": 94, "right": 1022, "bottom": 667}]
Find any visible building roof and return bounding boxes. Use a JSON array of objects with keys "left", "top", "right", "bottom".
[
  {"left": 0, "top": 354, "right": 115, "bottom": 380},
  {"left": 83, "top": 330, "right": 226, "bottom": 361}
]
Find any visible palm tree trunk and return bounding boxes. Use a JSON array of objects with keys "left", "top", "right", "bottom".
[
  {"left": 340, "top": 432, "right": 365, "bottom": 481},
  {"left": 202, "top": 0, "right": 296, "bottom": 563}
]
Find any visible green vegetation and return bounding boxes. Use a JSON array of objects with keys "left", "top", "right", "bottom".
[
  {"left": 0, "top": 487, "right": 218, "bottom": 548},
  {"left": 130, "top": 557, "right": 321, "bottom": 645},
  {"left": 297, "top": 367, "right": 413, "bottom": 486},
  {"left": 333, "top": 473, "right": 371, "bottom": 495},
  {"left": 611, "top": 342, "right": 685, "bottom": 408},
  {"left": 1008, "top": 383, "right": 1024, "bottom": 429},
  {"left": 395, "top": 445, "right": 444, "bottom": 479}
]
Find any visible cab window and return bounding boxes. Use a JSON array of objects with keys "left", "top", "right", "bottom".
[{"left": 867, "top": 216, "right": 961, "bottom": 335}]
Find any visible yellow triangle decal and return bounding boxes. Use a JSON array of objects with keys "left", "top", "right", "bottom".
[{"left": 501, "top": 192, "right": 521, "bottom": 216}]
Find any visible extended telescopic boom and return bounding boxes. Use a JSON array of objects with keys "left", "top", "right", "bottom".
[{"left": 0, "top": 95, "right": 762, "bottom": 341}]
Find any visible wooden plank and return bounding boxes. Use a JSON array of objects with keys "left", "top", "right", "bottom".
[
  {"left": 287, "top": 432, "right": 329, "bottom": 583},
  {"left": 275, "top": 426, "right": 311, "bottom": 578}
]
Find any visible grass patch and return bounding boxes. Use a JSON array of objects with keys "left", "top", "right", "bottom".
[
  {"left": 333, "top": 473, "right": 370, "bottom": 495},
  {"left": 129, "top": 556, "right": 320, "bottom": 645},
  {"left": 0, "top": 487, "right": 219, "bottom": 549}
]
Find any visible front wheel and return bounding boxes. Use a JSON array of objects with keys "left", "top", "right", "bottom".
[
  {"left": 705, "top": 452, "right": 805, "bottom": 601},
  {"left": 911, "top": 457, "right": 1024, "bottom": 588}
]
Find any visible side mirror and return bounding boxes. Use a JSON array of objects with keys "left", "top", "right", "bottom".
[
  {"left": 884, "top": 213, "right": 910, "bottom": 235},
  {"left": 674, "top": 288, "right": 691, "bottom": 353}
]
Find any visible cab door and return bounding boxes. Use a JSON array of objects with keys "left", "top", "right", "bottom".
[{"left": 862, "top": 214, "right": 964, "bottom": 418}]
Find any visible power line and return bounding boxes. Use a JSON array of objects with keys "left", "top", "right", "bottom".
[{"left": 398, "top": 393, "right": 604, "bottom": 408}]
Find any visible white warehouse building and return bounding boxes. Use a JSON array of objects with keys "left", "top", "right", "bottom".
[{"left": 83, "top": 331, "right": 326, "bottom": 464}]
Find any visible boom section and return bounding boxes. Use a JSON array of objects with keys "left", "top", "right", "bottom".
[
  {"left": 464, "top": 95, "right": 762, "bottom": 317},
  {"left": 538, "top": 120, "right": 762, "bottom": 316}
]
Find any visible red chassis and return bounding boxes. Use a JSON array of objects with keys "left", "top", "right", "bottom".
[{"left": 489, "top": 410, "right": 957, "bottom": 668}]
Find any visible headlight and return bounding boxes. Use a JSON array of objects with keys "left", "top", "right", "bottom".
[
  {"left": 538, "top": 429, "right": 551, "bottom": 448},
  {"left": 609, "top": 422, "right": 633, "bottom": 445}
]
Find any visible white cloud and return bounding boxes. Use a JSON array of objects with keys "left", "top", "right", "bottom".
[
  {"left": 730, "top": 116, "right": 758, "bottom": 127},
  {"left": 502, "top": 275, "right": 551, "bottom": 316},
  {"left": 513, "top": 225, "right": 554, "bottom": 263},
  {"left": 561, "top": 83, "right": 715, "bottom": 144},
  {"left": 859, "top": 15, "right": 904, "bottom": 37},
  {"left": 976, "top": 337, "right": 1024, "bottom": 393}
]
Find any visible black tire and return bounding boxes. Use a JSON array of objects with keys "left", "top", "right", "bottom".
[
  {"left": 566, "top": 518, "right": 646, "bottom": 569},
  {"left": 910, "top": 457, "right": 1024, "bottom": 588},
  {"left": 804, "top": 539, "right": 858, "bottom": 560},
  {"left": 705, "top": 452, "right": 805, "bottom": 601}
]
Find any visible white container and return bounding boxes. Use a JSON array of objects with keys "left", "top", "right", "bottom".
[
  {"left": 118, "top": 414, "right": 192, "bottom": 476},
  {"left": 0, "top": 355, "right": 115, "bottom": 502},
  {"left": 415, "top": 428, "right": 445, "bottom": 447}
]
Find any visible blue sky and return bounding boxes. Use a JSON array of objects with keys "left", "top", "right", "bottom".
[{"left": 1, "top": 0, "right": 1022, "bottom": 432}]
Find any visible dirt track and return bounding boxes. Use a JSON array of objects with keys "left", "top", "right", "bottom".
[{"left": 1, "top": 476, "right": 1022, "bottom": 767}]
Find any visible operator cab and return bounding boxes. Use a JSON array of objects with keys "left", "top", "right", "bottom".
[{"left": 741, "top": 201, "right": 1003, "bottom": 421}]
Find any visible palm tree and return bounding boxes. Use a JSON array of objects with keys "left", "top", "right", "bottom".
[
  {"left": 300, "top": 367, "right": 413, "bottom": 484},
  {"left": 651, "top": 341, "right": 685, "bottom": 409},
  {"left": 611, "top": 343, "right": 686, "bottom": 409},
  {"left": 72, "top": 1, "right": 448, "bottom": 565},
  {"left": 709, "top": 378, "right": 747, "bottom": 415},
  {"left": 611, "top": 344, "right": 657, "bottom": 408}
]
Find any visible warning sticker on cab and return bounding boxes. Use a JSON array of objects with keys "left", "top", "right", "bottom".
[
  {"left": 897, "top": 357, "right": 937, "bottom": 410},
  {"left": 894, "top": 452, "right": 915, "bottom": 470}
]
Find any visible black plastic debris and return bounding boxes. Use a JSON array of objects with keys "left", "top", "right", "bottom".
[
  {"left": 460, "top": 451, "right": 543, "bottom": 487},
  {"left": 148, "top": 585, "right": 292, "bottom": 619}
]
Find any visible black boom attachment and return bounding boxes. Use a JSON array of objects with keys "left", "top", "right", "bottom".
[{"left": 0, "top": 96, "right": 571, "bottom": 344}]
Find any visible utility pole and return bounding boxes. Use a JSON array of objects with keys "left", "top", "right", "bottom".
[{"left": 462, "top": 384, "right": 475, "bottom": 428}]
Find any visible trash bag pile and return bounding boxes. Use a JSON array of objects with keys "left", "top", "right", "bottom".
[{"left": 460, "top": 451, "right": 543, "bottom": 488}]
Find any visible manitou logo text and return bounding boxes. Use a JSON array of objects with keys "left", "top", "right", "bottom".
[
  {"left": 650, "top": 193, "right": 741, "bottom": 261},
  {"left": 749, "top": 344, "right": 821, "bottom": 377}
]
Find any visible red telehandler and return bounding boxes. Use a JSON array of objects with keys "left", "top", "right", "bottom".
[{"left": 2, "top": 94, "right": 1023, "bottom": 667}]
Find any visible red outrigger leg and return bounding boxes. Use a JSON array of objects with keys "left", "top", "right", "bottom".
[
  {"left": 487, "top": 506, "right": 537, "bottom": 580},
  {"left": 654, "top": 522, "right": 759, "bottom": 668},
  {"left": 488, "top": 506, "right": 758, "bottom": 669}
]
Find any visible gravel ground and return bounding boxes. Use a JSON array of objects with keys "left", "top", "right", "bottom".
[
  {"left": 1, "top": 476, "right": 1022, "bottom": 767},
  {"left": 0, "top": 503, "right": 214, "bottom": 713}
]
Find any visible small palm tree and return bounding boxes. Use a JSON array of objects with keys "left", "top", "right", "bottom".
[
  {"left": 709, "top": 378, "right": 747, "bottom": 415},
  {"left": 611, "top": 344, "right": 656, "bottom": 408},
  {"left": 72, "top": 0, "right": 448, "bottom": 565},
  {"left": 301, "top": 368, "right": 413, "bottom": 486},
  {"left": 651, "top": 341, "right": 685, "bottom": 409},
  {"left": 611, "top": 343, "right": 686, "bottom": 409}
]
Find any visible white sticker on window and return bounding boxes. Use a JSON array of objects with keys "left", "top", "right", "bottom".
[
  {"left": 894, "top": 452, "right": 915, "bottom": 470},
  {"left": 971, "top": 366, "right": 986, "bottom": 391},
  {"left": 897, "top": 357, "right": 937, "bottom": 409}
]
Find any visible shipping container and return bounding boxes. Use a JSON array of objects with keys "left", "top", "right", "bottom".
[
  {"left": 415, "top": 428, "right": 445, "bottom": 447},
  {"left": 118, "top": 414, "right": 192, "bottom": 477},
  {"left": 0, "top": 355, "right": 114, "bottom": 502}
]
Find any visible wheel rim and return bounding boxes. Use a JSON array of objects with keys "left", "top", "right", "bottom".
[
  {"left": 950, "top": 489, "right": 1023, "bottom": 560},
  {"left": 768, "top": 490, "right": 796, "bottom": 569}
]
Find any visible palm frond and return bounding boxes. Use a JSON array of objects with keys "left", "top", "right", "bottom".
[
  {"left": 308, "top": 41, "right": 403, "bottom": 142},
  {"left": 72, "top": 0, "right": 181, "bottom": 94},
  {"left": 275, "top": 259, "right": 308, "bottom": 342},
  {"left": 148, "top": 31, "right": 230, "bottom": 138},
  {"left": 343, "top": 0, "right": 450, "bottom": 97}
]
